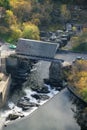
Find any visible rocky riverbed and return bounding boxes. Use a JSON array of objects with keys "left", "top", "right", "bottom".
[
  {"left": 0, "top": 61, "right": 60, "bottom": 126},
  {"left": 0, "top": 60, "right": 87, "bottom": 130}
]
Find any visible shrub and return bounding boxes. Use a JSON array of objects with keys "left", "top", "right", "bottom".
[
  {"left": 5, "top": 10, "right": 17, "bottom": 25},
  {"left": 80, "top": 88, "right": 87, "bottom": 102},
  {"left": 64, "top": 59, "right": 87, "bottom": 102},
  {"left": 0, "top": 26, "right": 9, "bottom": 34},
  {"left": 10, "top": 25, "right": 22, "bottom": 43},
  {"left": 73, "top": 42, "right": 87, "bottom": 52},
  {"left": 72, "top": 31, "right": 87, "bottom": 52},
  {"left": 22, "top": 23, "right": 40, "bottom": 40}
]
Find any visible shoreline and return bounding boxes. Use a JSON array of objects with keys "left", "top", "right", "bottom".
[{"left": 67, "top": 86, "right": 87, "bottom": 106}]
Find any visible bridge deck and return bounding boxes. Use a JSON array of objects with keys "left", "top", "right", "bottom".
[{"left": 15, "top": 54, "right": 64, "bottom": 63}]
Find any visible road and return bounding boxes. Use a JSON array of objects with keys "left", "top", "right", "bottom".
[
  {"left": 0, "top": 43, "right": 15, "bottom": 72},
  {"left": 55, "top": 50, "right": 87, "bottom": 63},
  {"left": 0, "top": 43, "right": 87, "bottom": 64},
  {"left": 0, "top": 44, "right": 15, "bottom": 55}
]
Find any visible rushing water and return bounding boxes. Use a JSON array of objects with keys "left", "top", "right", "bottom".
[
  {"left": 0, "top": 61, "right": 82, "bottom": 130},
  {"left": 0, "top": 61, "right": 58, "bottom": 127}
]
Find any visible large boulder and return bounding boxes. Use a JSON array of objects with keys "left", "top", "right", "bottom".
[
  {"left": 6, "top": 114, "right": 19, "bottom": 121},
  {"left": 17, "top": 98, "right": 39, "bottom": 111},
  {"left": 31, "top": 94, "right": 49, "bottom": 100},
  {"left": 31, "top": 86, "right": 50, "bottom": 93},
  {"left": 6, "top": 112, "right": 24, "bottom": 121}
]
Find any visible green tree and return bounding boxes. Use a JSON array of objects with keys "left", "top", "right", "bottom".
[
  {"left": 32, "top": 0, "right": 53, "bottom": 27},
  {"left": 0, "top": 0, "right": 10, "bottom": 9},
  {"left": 22, "top": 22, "right": 40, "bottom": 40},
  {"left": 10, "top": 0, "right": 32, "bottom": 22},
  {"left": 10, "top": 24, "right": 22, "bottom": 42},
  {"left": 60, "top": 4, "right": 71, "bottom": 24},
  {"left": 64, "top": 59, "right": 87, "bottom": 102},
  {"left": 5, "top": 10, "right": 17, "bottom": 26}
]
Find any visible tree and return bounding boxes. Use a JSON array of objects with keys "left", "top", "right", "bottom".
[
  {"left": 22, "top": 22, "right": 40, "bottom": 40},
  {"left": 60, "top": 4, "right": 71, "bottom": 25},
  {"left": 0, "top": 0, "right": 10, "bottom": 9},
  {"left": 10, "top": 24, "right": 22, "bottom": 42},
  {"left": 64, "top": 59, "right": 87, "bottom": 102},
  {"left": 32, "top": 1, "right": 53, "bottom": 27},
  {"left": 5, "top": 10, "right": 17, "bottom": 25},
  {"left": 10, "top": 0, "right": 32, "bottom": 22}
]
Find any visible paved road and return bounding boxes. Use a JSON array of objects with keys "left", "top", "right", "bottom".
[
  {"left": 55, "top": 50, "right": 87, "bottom": 63},
  {"left": 0, "top": 43, "right": 87, "bottom": 63},
  {"left": 0, "top": 43, "right": 15, "bottom": 72},
  {"left": 0, "top": 44, "right": 15, "bottom": 55}
]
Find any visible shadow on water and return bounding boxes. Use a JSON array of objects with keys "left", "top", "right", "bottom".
[{"left": 68, "top": 91, "right": 87, "bottom": 130}]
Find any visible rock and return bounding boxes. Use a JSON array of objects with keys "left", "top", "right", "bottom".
[
  {"left": 31, "top": 94, "right": 50, "bottom": 100},
  {"left": 38, "top": 86, "right": 49, "bottom": 93},
  {"left": 44, "top": 78, "right": 51, "bottom": 85},
  {"left": 17, "top": 99, "right": 39, "bottom": 110},
  {"left": 6, "top": 114, "right": 19, "bottom": 121},
  {"left": 55, "top": 87, "right": 62, "bottom": 91},
  {"left": 31, "top": 86, "right": 50, "bottom": 93},
  {"left": 39, "top": 94, "right": 50, "bottom": 100},
  {"left": 30, "top": 86, "right": 41, "bottom": 92},
  {"left": 22, "top": 106, "right": 31, "bottom": 111},
  {"left": 23, "top": 96, "right": 30, "bottom": 101},
  {"left": 31, "top": 94, "right": 41, "bottom": 100}
]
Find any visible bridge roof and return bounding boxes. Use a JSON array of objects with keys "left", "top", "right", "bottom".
[{"left": 16, "top": 38, "right": 59, "bottom": 59}]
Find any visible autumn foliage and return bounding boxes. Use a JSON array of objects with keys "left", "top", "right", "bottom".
[{"left": 65, "top": 59, "right": 87, "bottom": 102}]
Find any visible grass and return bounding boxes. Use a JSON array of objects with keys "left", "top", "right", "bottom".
[
  {"left": 72, "top": 42, "right": 87, "bottom": 52},
  {"left": 80, "top": 88, "right": 87, "bottom": 102}
]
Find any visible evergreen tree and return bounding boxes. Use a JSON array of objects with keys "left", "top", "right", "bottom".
[{"left": 0, "top": 0, "right": 10, "bottom": 9}]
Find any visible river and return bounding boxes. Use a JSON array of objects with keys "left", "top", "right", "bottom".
[{"left": 0, "top": 61, "right": 82, "bottom": 130}]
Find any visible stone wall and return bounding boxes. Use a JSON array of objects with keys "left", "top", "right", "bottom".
[{"left": 0, "top": 75, "right": 11, "bottom": 107}]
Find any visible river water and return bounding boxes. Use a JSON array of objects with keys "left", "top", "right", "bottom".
[{"left": 0, "top": 61, "right": 81, "bottom": 130}]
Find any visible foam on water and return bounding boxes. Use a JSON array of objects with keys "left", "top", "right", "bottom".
[
  {"left": 30, "top": 67, "right": 37, "bottom": 72},
  {"left": 44, "top": 84, "right": 59, "bottom": 98},
  {"left": 24, "top": 89, "right": 39, "bottom": 104}
]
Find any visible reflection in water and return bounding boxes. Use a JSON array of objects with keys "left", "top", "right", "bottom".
[{"left": 68, "top": 92, "right": 87, "bottom": 130}]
